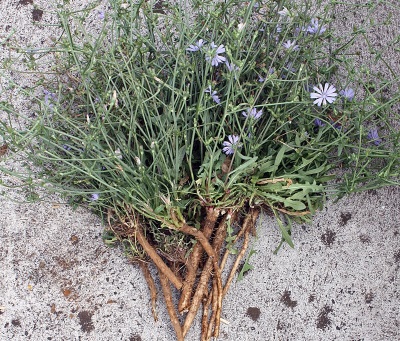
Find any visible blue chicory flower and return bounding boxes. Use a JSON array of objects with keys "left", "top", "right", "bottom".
[
  {"left": 206, "top": 42, "right": 226, "bottom": 66},
  {"left": 339, "top": 88, "right": 355, "bottom": 101},
  {"left": 242, "top": 108, "right": 263, "bottom": 120},
  {"left": 259, "top": 68, "right": 275, "bottom": 82},
  {"left": 367, "top": 129, "right": 382, "bottom": 146},
  {"left": 204, "top": 86, "right": 220, "bottom": 104},
  {"left": 281, "top": 62, "right": 296, "bottom": 79},
  {"left": 314, "top": 118, "right": 326, "bottom": 127},
  {"left": 306, "top": 18, "right": 327, "bottom": 35},
  {"left": 310, "top": 83, "right": 338, "bottom": 106},
  {"left": 222, "top": 135, "right": 241, "bottom": 155},
  {"left": 282, "top": 40, "right": 299, "bottom": 51},
  {"left": 277, "top": 7, "right": 290, "bottom": 17},
  {"left": 43, "top": 89, "right": 57, "bottom": 108},
  {"left": 225, "top": 61, "right": 239, "bottom": 72},
  {"left": 43, "top": 89, "right": 57, "bottom": 104},
  {"left": 90, "top": 193, "right": 100, "bottom": 201},
  {"left": 186, "top": 39, "right": 206, "bottom": 52}
]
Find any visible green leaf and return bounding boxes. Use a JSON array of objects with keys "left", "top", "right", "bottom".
[
  {"left": 154, "top": 204, "right": 165, "bottom": 214},
  {"left": 227, "top": 156, "right": 257, "bottom": 187},
  {"left": 273, "top": 145, "right": 288, "bottom": 170},
  {"left": 276, "top": 218, "right": 294, "bottom": 248},
  {"left": 237, "top": 249, "right": 257, "bottom": 281},
  {"left": 237, "top": 263, "right": 253, "bottom": 281},
  {"left": 176, "top": 146, "right": 186, "bottom": 170},
  {"left": 289, "top": 190, "right": 308, "bottom": 201},
  {"left": 299, "top": 162, "right": 330, "bottom": 176},
  {"left": 283, "top": 198, "right": 306, "bottom": 211},
  {"left": 257, "top": 156, "right": 276, "bottom": 174}
]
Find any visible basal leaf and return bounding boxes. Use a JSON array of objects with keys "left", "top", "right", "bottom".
[{"left": 283, "top": 198, "right": 306, "bottom": 211}]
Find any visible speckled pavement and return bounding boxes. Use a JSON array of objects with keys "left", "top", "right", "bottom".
[{"left": 1, "top": 1, "right": 399, "bottom": 340}]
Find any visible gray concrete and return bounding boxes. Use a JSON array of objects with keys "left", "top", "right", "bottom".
[{"left": 1, "top": 0, "right": 399, "bottom": 340}]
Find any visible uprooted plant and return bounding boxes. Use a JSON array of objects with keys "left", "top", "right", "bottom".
[{"left": 1, "top": 0, "right": 399, "bottom": 339}]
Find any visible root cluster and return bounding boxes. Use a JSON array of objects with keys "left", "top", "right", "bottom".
[{"left": 110, "top": 205, "right": 260, "bottom": 341}]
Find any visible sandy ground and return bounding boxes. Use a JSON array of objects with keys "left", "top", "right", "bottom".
[{"left": 1, "top": 1, "right": 399, "bottom": 340}]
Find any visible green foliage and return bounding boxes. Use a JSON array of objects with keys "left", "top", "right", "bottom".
[
  {"left": 0, "top": 0, "right": 399, "bottom": 255},
  {"left": 237, "top": 248, "right": 257, "bottom": 281}
]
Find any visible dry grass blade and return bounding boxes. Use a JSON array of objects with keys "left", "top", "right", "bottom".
[{"left": 273, "top": 206, "right": 310, "bottom": 216}]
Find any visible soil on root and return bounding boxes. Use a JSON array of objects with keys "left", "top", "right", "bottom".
[{"left": 110, "top": 206, "right": 260, "bottom": 341}]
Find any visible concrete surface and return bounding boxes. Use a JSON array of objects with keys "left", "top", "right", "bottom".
[{"left": 1, "top": 0, "right": 399, "bottom": 340}]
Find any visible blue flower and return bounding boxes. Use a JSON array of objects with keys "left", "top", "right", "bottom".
[
  {"left": 277, "top": 7, "right": 290, "bottom": 17},
  {"left": 186, "top": 39, "right": 206, "bottom": 52},
  {"left": 204, "top": 86, "right": 220, "bottom": 104},
  {"left": 314, "top": 118, "right": 326, "bottom": 127},
  {"left": 98, "top": 11, "right": 105, "bottom": 20},
  {"left": 43, "top": 90, "right": 57, "bottom": 111},
  {"left": 90, "top": 193, "right": 100, "bottom": 201},
  {"left": 225, "top": 61, "right": 239, "bottom": 72},
  {"left": 281, "top": 63, "right": 296, "bottom": 79},
  {"left": 258, "top": 68, "right": 275, "bottom": 82},
  {"left": 306, "top": 18, "right": 327, "bottom": 35},
  {"left": 282, "top": 40, "right": 299, "bottom": 51},
  {"left": 339, "top": 88, "right": 355, "bottom": 101},
  {"left": 222, "top": 135, "right": 241, "bottom": 155},
  {"left": 205, "top": 42, "right": 226, "bottom": 66},
  {"left": 367, "top": 129, "right": 382, "bottom": 146},
  {"left": 310, "top": 83, "right": 337, "bottom": 106},
  {"left": 43, "top": 89, "right": 57, "bottom": 108},
  {"left": 242, "top": 108, "right": 263, "bottom": 120}
]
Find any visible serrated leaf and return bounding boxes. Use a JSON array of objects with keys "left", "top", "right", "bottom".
[{"left": 257, "top": 156, "right": 276, "bottom": 174}]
